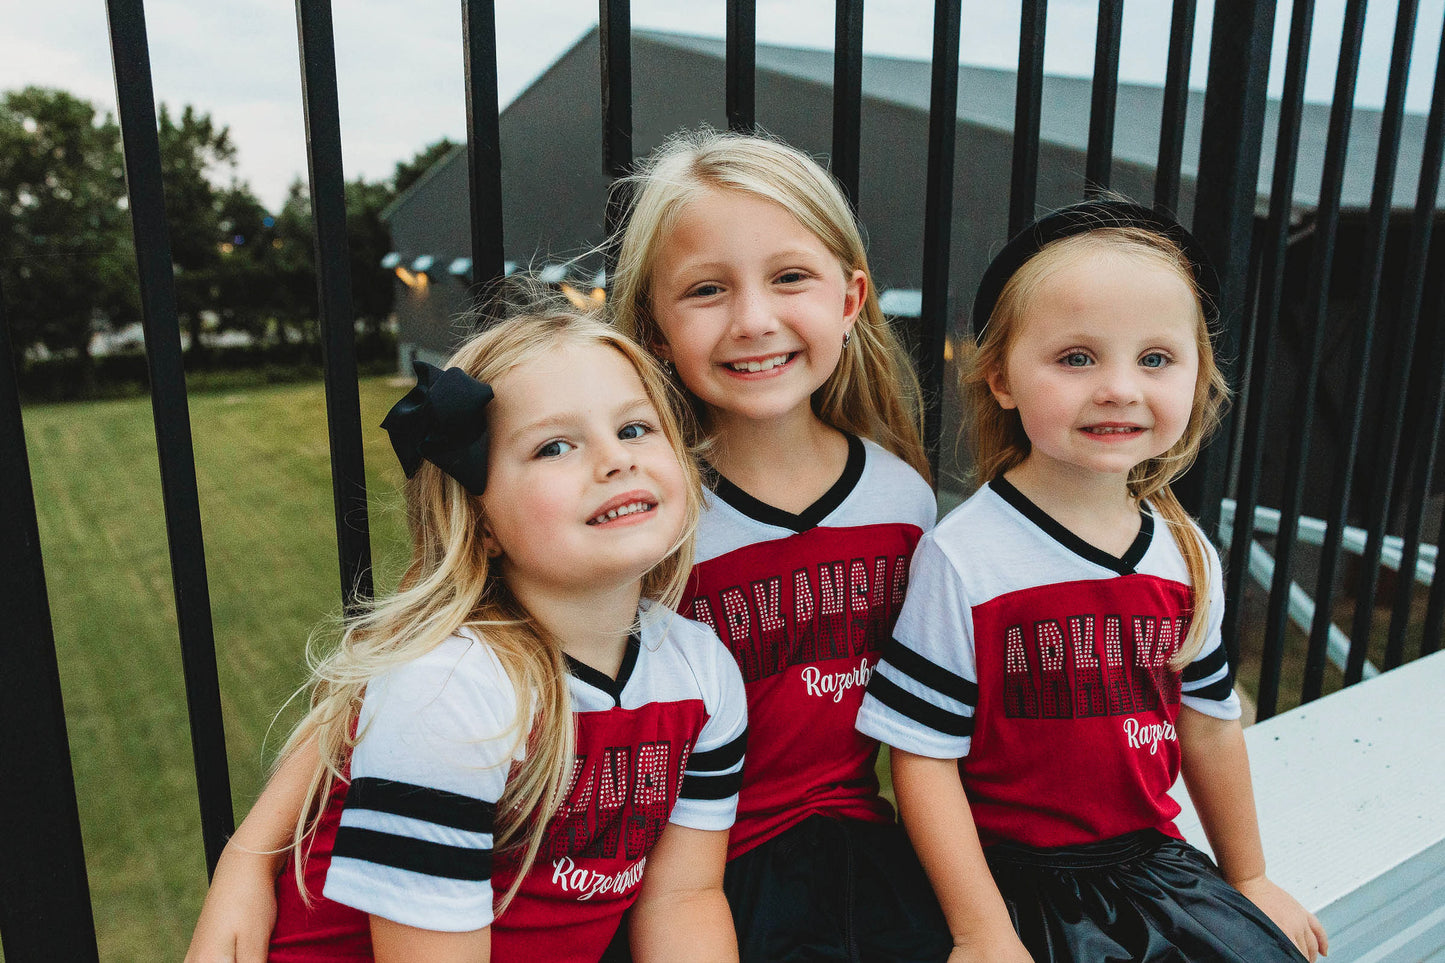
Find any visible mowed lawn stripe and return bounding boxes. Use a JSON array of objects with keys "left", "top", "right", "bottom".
[{"left": 23, "top": 376, "right": 411, "bottom": 962}]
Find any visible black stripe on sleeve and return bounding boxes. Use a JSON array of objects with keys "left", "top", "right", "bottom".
[
  {"left": 866, "top": 671, "right": 974, "bottom": 739},
  {"left": 687, "top": 731, "right": 747, "bottom": 773},
  {"left": 332, "top": 825, "right": 493, "bottom": 881},
  {"left": 880, "top": 639, "right": 979, "bottom": 707},
  {"left": 1182, "top": 643, "right": 1229, "bottom": 684},
  {"left": 345, "top": 777, "right": 496, "bottom": 833},
  {"left": 1183, "top": 675, "right": 1235, "bottom": 703},
  {"left": 679, "top": 769, "right": 745, "bottom": 801}
]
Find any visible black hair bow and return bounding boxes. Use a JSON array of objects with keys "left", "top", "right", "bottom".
[{"left": 381, "top": 360, "right": 494, "bottom": 495}]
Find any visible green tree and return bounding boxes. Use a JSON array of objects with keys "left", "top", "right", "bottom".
[
  {"left": 0, "top": 86, "right": 132, "bottom": 380},
  {"left": 157, "top": 103, "right": 238, "bottom": 361},
  {"left": 391, "top": 137, "right": 457, "bottom": 196}
]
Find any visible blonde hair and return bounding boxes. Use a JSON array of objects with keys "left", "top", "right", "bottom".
[
  {"left": 280, "top": 307, "right": 703, "bottom": 912},
  {"left": 610, "top": 127, "right": 931, "bottom": 484},
  {"left": 963, "top": 227, "right": 1229, "bottom": 668}
]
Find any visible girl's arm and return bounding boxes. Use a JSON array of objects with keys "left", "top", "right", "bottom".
[
  {"left": 628, "top": 824, "right": 736, "bottom": 962},
  {"left": 371, "top": 918, "right": 489, "bottom": 962},
  {"left": 1177, "top": 707, "right": 1328, "bottom": 961},
  {"left": 891, "top": 749, "right": 1032, "bottom": 963},
  {"left": 184, "top": 737, "right": 318, "bottom": 963}
]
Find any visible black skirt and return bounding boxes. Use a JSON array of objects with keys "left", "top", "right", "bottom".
[{"left": 985, "top": 830, "right": 1307, "bottom": 963}]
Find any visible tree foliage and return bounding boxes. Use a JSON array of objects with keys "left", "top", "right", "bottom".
[
  {"left": 1, "top": 87, "right": 453, "bottom": 373},
  {"left": 0, "top": 86, "right": 132, "bottom": 370}
]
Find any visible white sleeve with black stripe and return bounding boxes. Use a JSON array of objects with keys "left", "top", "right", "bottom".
[
  {"left": 323, "top": 631, "right": 522, "bottom": 932},
  {"left": 1180, "top": 538, "right": 1241, "bottom": 720},
  {"left": 668, "top": 618, "right": 748, "bottom": 831},
  {"left": 855, "top": 532, "right": 980, "bottom": 760}
]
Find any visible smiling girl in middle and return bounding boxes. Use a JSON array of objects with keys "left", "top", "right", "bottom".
[{"left": 612, "top": 128, "right": 952, "bottom": 962}]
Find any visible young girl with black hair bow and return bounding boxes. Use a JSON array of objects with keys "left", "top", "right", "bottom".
[{"left": 187, "top": 307, "right": 747, "bottom": 962}]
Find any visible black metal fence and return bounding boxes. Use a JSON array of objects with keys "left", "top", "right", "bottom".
[{"left": 4, "top": 0, "right": 1444, "bottom": 954}]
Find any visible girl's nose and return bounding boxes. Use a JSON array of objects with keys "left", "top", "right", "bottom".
[
  {"left": 595, "top": 437, "right": 637, "bottom": 480},
  {"left": 1093, "top": 366, "right": 1143, "bottom": 405},
  {"left": 728, "top": 286, "right": 777, "bottom": 339}
]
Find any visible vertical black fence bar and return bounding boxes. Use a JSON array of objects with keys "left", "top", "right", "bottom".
[
  {"left": 1221, "top": 0, "right": 1316, "bottom": 677},
  {"left": 462, "top": 0, "right": 507, "bottom": 301},
  {"left": 1306, "top": 0, "right": 1417, "bottom": 691},
  {"left": 1424, "top": 510, "right": 1445, "bottom": 653},
  {"left": 1010, "top": 0, "right": 1048, "bottom": 235},
  {"left": 1154, "top": 0, "right": 1197, "bottom": 213},
  {"left": 920, "top": 0, "right": 962, "bottom": 477},
  {"left": 1182, "top": 0, "right": 1275, "bottom": 543},
  {"left": 105, "top": 0, "right": 234, "bottom": 872},
  {"left": 832, "top": 0, "right": 864, "bottom": 207},
  {"left": 727, "top": 0, "right": 757, "bottom": 133},
  {"left": 0, "top": 284, "right": 100, "bottom": 958},
  {"left": 1084, "top": 0, "right": 1123, "bottom": 195},
  {"left": 295, "top": 0, "right": 375, "bottom": 614},
  {"left": 1372, "top": 9, "right": 1445, "bottom": 671},
  {"left": 1261, "top": 0, "right": 1367, "bottom": 718},
  {"left": 600, "top": 0, "right": 633, "bottom": 244}
]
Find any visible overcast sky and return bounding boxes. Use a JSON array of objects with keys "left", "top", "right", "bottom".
[{"left": 4, "top": 1, "right": 1442, "bottom": 210}]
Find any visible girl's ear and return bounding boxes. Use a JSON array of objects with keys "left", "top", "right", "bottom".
[
  {"left": 478, "top": 520, "right": 503, "bottom": 559},
  {"left": 652, "top": 341, "right": 673, "bottom": 363},
  {"left": 842, "top": 269, "right": 867, "bottom": 329},
  {"left": 986, "top": 367, "right": 1018, "bottom": 410}
]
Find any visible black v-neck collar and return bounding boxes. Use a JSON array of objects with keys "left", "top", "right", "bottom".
[
  {"left": 564, "top": 632, "right": 641, "bottom": 707},
  {"left": 708, "top": 434, "right": 865, "bottom": 534},
  {"left": 989, "top": 476, "right": 1153, "bottom": 575}
]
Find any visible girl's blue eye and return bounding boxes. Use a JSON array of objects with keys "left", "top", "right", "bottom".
[
  {"left": 1062, "top": 352, "right": 1092, "bottom": 367},
  {"left": 776, "top": 270, "right": 807, "bottom": 284},
  {"left": 536, "top": 439, "right": 575, "bottom": 458},
  {"left": 689, "top": 283, "right": 722, "bottom": 298},
  {"left": 618, "top": 422, "right": 651, "bottom": 440},
  {"left": 1140, "top": 352, "right": 1169, "bottom": 369}
]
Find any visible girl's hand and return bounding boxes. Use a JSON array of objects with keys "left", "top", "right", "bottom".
[
  {"left": 1234, "top": 875, "right": 1328, "bottom": 961},
  {"left": 182, "top": 842, "right": 279, "bottom": 963},
  {"left": 947, "top": 929, "right": 1034, "bottom": 963}
]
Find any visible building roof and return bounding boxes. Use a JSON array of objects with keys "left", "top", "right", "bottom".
[{"left": 645, "top": 29, "right": 1442, "bottom": 212}]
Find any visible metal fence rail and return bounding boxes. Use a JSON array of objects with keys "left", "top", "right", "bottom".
[{"left": 5, "top": 0, "right": 1445, "bottom": 953}]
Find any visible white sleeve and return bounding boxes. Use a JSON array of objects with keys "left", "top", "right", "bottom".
[
  {"left": 856, "top": 532, "right": 980, "bottom": 759},
  {"left": 1180, "top": 537, "right": 1241, "bottom": 720},
  {"left": 322, "top": 635, "right": 523, "bottom": 932},
  {"left": 669, "top": 624, "right": 747, "bottom": 831}
]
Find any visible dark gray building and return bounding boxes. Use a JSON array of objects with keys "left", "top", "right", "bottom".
[{"left": 383, "top": 27, "right": 1444, "bottom": 504}]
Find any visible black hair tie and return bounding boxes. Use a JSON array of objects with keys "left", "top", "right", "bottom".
[
  {"left": 971, "top": 199, "right": 1219, "bottom": 344},
  {"left": 381, "top": 360, "right": 494, "bottom": 495}
]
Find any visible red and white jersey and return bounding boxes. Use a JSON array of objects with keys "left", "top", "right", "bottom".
[
  {"left": 856, "top": 477, "right": 1238, "bottom": 850},
  {"left": 679, "top": 435, "right": 936, "bottom": 859},
  {"left": 270, "top": 603, "right": 747, "bottom": 963}
]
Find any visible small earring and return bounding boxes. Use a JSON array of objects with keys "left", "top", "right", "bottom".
[{"left": 842, "top": 330, "right": 852, "bottom": 349}]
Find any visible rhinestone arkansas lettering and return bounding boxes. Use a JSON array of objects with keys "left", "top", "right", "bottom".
[
  {"left": 686, "top": 549, "right": 910, "bottom": 684},
  {"left": 1003, "top": 612, "right": 1188, "bottom": 720},
  {"left": 545, "top": 736, "right": 692, "bottom": 862}
]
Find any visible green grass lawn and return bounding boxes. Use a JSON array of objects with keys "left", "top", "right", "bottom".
[{"left": 24, "top": 377, "right": 412, "bottom": 961}]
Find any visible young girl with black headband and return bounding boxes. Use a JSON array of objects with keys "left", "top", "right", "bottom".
[
  {"left": 186, "top": 308, "right": 747, "bottom": 962},
  {"left": 856, "top": 200, "right": 1327, "bottom": 962}
]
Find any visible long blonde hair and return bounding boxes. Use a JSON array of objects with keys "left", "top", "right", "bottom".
[
  {"left": 610, "top": 127, "right": 931, "bottom": 484},
  {"left": 964, "top": 227, "right": 1229, "bottom": 668},
  {"left": 280, "top": 308, "right": 703, "bottom": 911}
]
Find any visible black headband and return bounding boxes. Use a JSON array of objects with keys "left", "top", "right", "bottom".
[
  {"left": 971, "top": 199, "right": 1219, "bottom": 344},
  {"left": 381, "top": 360, "right": 494, "bottom": 495}
]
